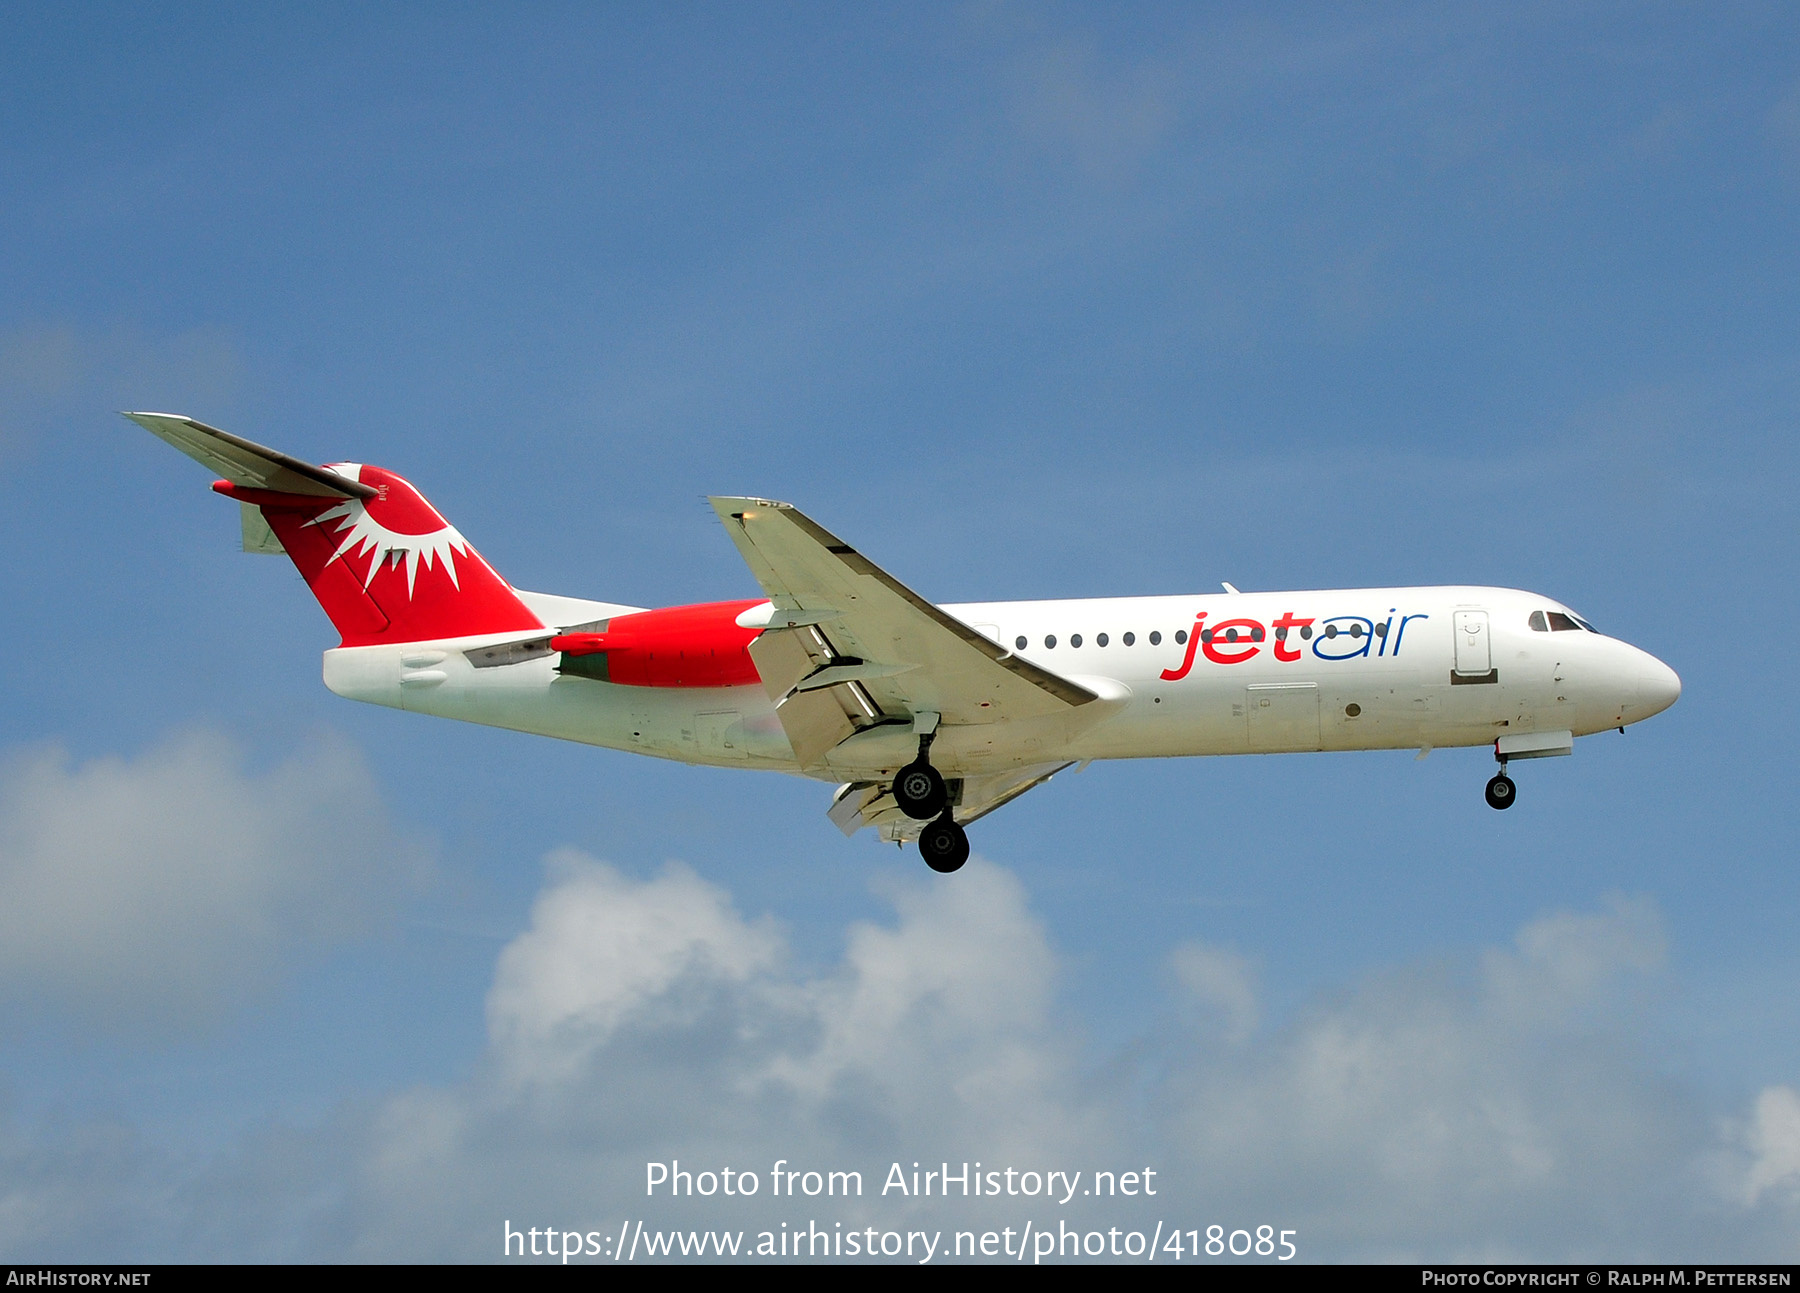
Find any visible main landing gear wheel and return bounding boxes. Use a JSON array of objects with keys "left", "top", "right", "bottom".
[
  {"left": 894, "top": 760, "right": 948, "bottom": 819},
  {"left": 919, "top": 815, "right": 970, "bottom": 873},
  {"left": 1485, "top": 773, "right": 1516, "bottom": 810}
]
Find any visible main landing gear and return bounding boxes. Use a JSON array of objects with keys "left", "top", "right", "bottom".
[
  {"left": 1485, "top": 754, "right": 1516, "bottom": 811},
  {"left": 919, "top": 814, "right": 970, "bottom": 873},
  {"left": 894, "top": 726, "right": 969, "bottom": 872},
  {"left": 893, "top": 757, "right": 948, "bottom": 818}
]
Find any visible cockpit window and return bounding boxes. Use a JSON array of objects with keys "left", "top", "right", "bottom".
[
  {"left": 1569, "top": 613, "right": 1598, "bottom": 633},
  {"left": 1528, "top": 611, "right": 1549, "bottom": 632},
  {"left": 1546, "top": 611, "right": 1582, "bottom": 632}
]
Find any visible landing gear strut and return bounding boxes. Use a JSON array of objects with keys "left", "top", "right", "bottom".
[
  {"left": 919, "top": 814, "right": 970, "bottom": 873},
  {"left": 1485, "top": 754, "right": 1516, "bottom": 810},
  {"left": 891, "top": 717, "right": 967, "bottom": 871}
]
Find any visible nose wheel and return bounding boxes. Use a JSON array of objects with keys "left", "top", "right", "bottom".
[{"left": 919, "top": 814, "right": 970, "bottom": 872}]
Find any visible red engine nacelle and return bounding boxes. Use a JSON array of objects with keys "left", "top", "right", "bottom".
[{"left": 552, "top": 599, "right": 764, "bottom": 688}]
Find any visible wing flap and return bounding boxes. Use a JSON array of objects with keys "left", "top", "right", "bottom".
[
  {"left": 746, "top": 622, "right": 886, "bottom": 768},
  {"left": 779, "top": 689, "right": 863, "bottom": 769}
]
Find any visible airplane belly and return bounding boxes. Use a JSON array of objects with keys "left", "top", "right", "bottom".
[{"left": 325, "top": 643, "right": 796, "bottom": 768}]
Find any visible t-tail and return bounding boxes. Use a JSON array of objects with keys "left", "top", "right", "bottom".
[{"left": 128, "top": 412, "right": 544, "bottom": 646}]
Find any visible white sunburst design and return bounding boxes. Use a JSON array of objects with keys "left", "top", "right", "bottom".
[{"left": 305, "top": 484, "right": 471, "bottom": 598}]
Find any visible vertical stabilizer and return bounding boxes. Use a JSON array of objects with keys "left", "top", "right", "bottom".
[
  {"left": 128, "top": 413, "right": 545, "bottom": 646},
  {"left": 255, "top": 462, "right": 543, "bottom": 645}
]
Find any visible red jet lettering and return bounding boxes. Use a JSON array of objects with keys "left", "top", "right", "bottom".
[
  {"left": 1158, "top": 614, "right": 1206, "bottom": 681},
  {"left": 1201, "top": 617, "right": 1263, "bottom": 665},
  {"left": 1270, "top": 612, "right": 1313, "bottom": 663}
]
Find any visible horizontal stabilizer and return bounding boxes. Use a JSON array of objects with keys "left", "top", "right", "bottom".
[{"left": 124, "top": 412, "right": 376, "bottom": 500}]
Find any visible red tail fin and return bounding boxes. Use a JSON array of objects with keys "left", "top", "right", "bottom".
[
  {"left": 233, "top": 464, "right": 543, "bottom": 646},
  {"left": 127, "top": 413, "right": 544, "bottom": 647}
]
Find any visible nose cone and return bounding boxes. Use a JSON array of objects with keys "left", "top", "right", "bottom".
[{"left": 1636, "top": 654, "right": 1681, "bottom": 720}]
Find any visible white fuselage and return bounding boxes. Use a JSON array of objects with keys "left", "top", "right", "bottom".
[{"left": 320, "top": 585, "right": 1680, "bottom": 782}]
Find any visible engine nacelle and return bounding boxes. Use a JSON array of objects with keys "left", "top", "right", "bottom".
[{"left": 553, "top": 599, "right": 764, "bottom": 688}]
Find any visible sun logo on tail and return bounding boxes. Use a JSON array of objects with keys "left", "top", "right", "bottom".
[{"left": 305, "top": 487, "right": 471, "bottom": 598}]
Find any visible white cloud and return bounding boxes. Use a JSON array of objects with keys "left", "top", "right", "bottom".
[
  {"left": 1733, "top": 1086, "right": 1800, "bottom": 1207},
  {"left": 5, "top": 853, "right": 1799, "bottom": 1262},
  {"left": 0, "top": 730, "right": 427, "bottom": 1029},
  {"left": 1168, "top": 941, "right": 1258, "bottom": 1043},
  {"left": 487, "top": 851, "right": 785, "bottom": 1086},
  {"left": 309, "top": 855, "right": 1113, "bottom": 1261},
  {"left": 1154, "top": 897, "right": 1699, "bottom": 1259},
  {"left": 314, "top": 864, "right": 1797, "bottom": 1261}
]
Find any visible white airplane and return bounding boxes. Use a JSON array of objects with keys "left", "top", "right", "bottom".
[{"left": 129, "top": 413, "right": 1682, "bottom": 873}]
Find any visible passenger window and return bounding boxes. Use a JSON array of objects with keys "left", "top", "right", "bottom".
[
  {"left": 1529, "top": 611, "right": 1549, "bottom": 632},
  {"left": 1123, "top": 632, "right": 1135, "bottom": 646},
  {"left": 1175, "top": 629, "right": 1188, "bottom": 645},
  {"left": 1071, "top": 634, "right": 1083, "bottom": 648},
  {"left": 1015, "top": 635, "right": 1028, "bottom": 650},
  {"left": 1044, "top": 635, "right": 1057, "bottom": 649},
  {"left": 1096, "top": 633, "right": 1109, "bottom": 647},
  {"left": 1149, "top": 631, "right": 1161, "bottom": 645}
]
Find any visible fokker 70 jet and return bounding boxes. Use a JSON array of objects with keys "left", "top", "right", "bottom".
[{"left": 129, "top": 413, "right": 1681, "bottom": 872}]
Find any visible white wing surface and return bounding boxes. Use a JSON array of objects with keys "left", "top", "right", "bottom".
[{"left": 710, "top": 496, "right": 1096, "bottom": 768}]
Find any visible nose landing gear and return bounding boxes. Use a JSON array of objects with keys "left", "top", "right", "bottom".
[{"left": 1485, "top": 753, "right": 1516, "bottom": 810}]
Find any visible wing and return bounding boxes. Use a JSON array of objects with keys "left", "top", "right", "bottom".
[
  {"left": 829, "top": 761, "right": 1074, "bottom": 842},
  {"left": 709, "top": 496, "right": 1097, "bottom": 768}
]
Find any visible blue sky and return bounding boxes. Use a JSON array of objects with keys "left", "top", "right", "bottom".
[{"left": 2, "top": 2, "right": 1798, "bottom": 1262}]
